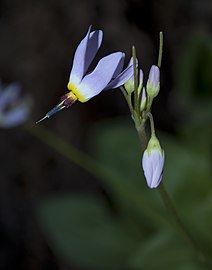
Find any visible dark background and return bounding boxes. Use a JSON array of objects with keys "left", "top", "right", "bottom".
[{"left": 0, "top": 0, "right": 211, "bottom": 269}]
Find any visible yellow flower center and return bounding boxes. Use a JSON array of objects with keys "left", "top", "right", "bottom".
[{"left": 67, "top": 82, "right": 86, "bottom": 103}]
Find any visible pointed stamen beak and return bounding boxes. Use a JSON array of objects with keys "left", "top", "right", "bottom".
[
  {"left": 36, "top": 115, "right": 48, "bottom": 124},
  {"left": 36, "top": 92, "right": 77, "bottom": 124}
]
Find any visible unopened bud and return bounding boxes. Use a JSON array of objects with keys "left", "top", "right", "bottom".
[
  {"left": 140, "top": 87, "right": 146, "bottom": 112},
  {"left": 146, "top": 65, "right": 160, "bottom": 98},
  {"left": 138, "top": 69, "right": 144, "bottom": 95},
  {"left": 142, "top": 134, "right": 165, "bottom": 188},
  {"left": 124, "top": 67, "right": 143, "bottom": 95}
]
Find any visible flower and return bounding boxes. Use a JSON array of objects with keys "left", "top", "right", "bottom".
[
  {"left": 142, "top": 134, "right": 165, "bottom": 188},
  {"left": 37, "top": 26, "right": 133, "bottom": 123},
  {"left": 146, "top": 65, "right": 160, "bottom": 98},
  {"left": 0, "top": 82, "right": 31, "bottom": 128}
]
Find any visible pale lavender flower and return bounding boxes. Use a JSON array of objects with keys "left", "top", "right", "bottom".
[
  {"left": 142, "top": 134, "right": 165, "bottom": 188},
  {"left": 0, "top": 82, "right": 31, "bottom": 128},
  {"left": 146, "top": 65, "right": 160, "bottom": 98},
  {"left": 37, "top": 26, "right": 133, "bottom": 123}
]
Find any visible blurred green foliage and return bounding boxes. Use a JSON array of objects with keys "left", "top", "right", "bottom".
[
  {"left": 37, "top": 33, "right": 212, "bottom": 269},
  {"left": 177, "top": 32, "right": 212, "bottom": 104}
]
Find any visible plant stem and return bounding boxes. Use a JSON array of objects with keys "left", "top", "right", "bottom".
[
  {"left": 120, "top": 86, "right": 134, "bottom": 116},
  {"left": 147, "top": 112, "right": 155, "bottom": 136},
  {"left": 157, "top": 32, "right": 163, "bottom": 68},
  {"left": 23, "top": 122, "right": 168, "bottom": 227},
  {"left": 158, "top": 183, "right": 211, "bottom": 269},
  {"left": 132, "top": 46, "right": 139, "bottom": 113},
  {"left": 137, "top": 126, "right": 211, "bottom": 269}
]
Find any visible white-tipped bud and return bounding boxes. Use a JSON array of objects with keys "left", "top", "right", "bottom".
[
  {"left": 142, "top": 135, "right": 165, "bottom": 188},
  {"left": 124, "top": 76, "right": 134, "bottom": 94},
  {"left": 138, "top": 69, "right": 144, "bottom": 95},
  {"left": 140, "top": 87, "right": 147, "bottom": 112},
  {"left": 124, "top": 65, "right": 143, "bottom": 95},
  {"left": 146, "top": 65, "right": 160, "bottom": 98}
]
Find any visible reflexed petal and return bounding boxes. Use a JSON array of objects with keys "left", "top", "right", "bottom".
[
  {"left": 127, "top": 57, "right": 138, "bottom": 68},
  {"left": 104, "top": 64, "right": 134, "bottom": 90},
  {"left": 77, "top": 52, "right": 124, "bottom": 101},
  {"left": 69, "top": 26, "right": 103, "bottom": 85},
  {"left": 128, "top": 57, "right": 133, "bottom": 67},
  {"left": 112, "top": 53, "right": 125, "bottom": 78},
  {"left": 84, "top": 30, "right": 103, "bottom": 75}
]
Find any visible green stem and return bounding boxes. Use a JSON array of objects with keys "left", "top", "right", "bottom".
[
  {"left": 23, "top": 122, "right": 168, "bottom": 227},
  {"left": 136, "top": 122, "right": 147, "bottom": 150},
  {"left": 157, "top": 32, "right": 163, "bottom": 68},
  {"left": 145, "top": 96, "right": 153, "bottom": 113},
  {"left": 137, "top": 125, "right": 211, "bottom": 269},
  {"left": 120, "top": 86, "right": 134, "bottom": 116},
  {"left": 132, "top": 46, "right": 139, "bottom": 113},
  {"left": 147, "top": 112, "right": 155, "bottom": 136}
]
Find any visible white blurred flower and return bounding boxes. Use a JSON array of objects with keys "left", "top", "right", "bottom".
[{"left": 0, "top": 82, "right": 31, "bottom": 128}]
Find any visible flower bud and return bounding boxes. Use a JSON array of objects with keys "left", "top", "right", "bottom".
[
  {"left": 146, "top": 65, "right": 160, "bottom": 98},
  {"left": 124, "top": 68, "right": 143, "bottom": 94},
  {"left": 137, "top": 69, "right": 144, "bottom": 95},
  {"left": 142, "top": 134, "right": 165, "bottom": 188},
  {"left": 124, "top": 76, "right": 134, "bottom": 94},
  {"left": 140, "top": 87, "right": 146, "bottom": 112}
]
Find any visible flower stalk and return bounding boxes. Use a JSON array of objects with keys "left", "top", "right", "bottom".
[
  {"left": 158, "top": 183, "right": 211, "bottom": 269},
  {"left": 132, "top": 46, "right": 139, "bottom": 114},
  {"left": 157, "top": 32, "right": 163, "bottom": 69},
  {"left": 121, "top": 31, "right": 211, "bottom": 269}
]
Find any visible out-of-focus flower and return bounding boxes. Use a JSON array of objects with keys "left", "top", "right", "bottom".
[
  {"left": 146, "top": 65, "right": 160, "bottom": 98},
  {"left": 37, "top": 26, "right": 133, "bottom": 123},
  {"left": 142, "top": 134, "right": 165, "bottom": 188},
  {"left": 0, "top": 82, "right": 31, "bottom": 128}
]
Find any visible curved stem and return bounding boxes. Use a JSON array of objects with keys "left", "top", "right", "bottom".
[
  {"left": 147, "top": 112, "right": 155, "bottom": 137},
  {"left": 23, "top": 122, "right": 168, "bottom": 227},
  {"left": 137, "top": 125, "right": 211, "bottom": 269}
]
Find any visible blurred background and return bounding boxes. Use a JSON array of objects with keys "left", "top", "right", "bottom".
[{"left": 0, "top": 0, "right": 212, "bottom": 269}]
